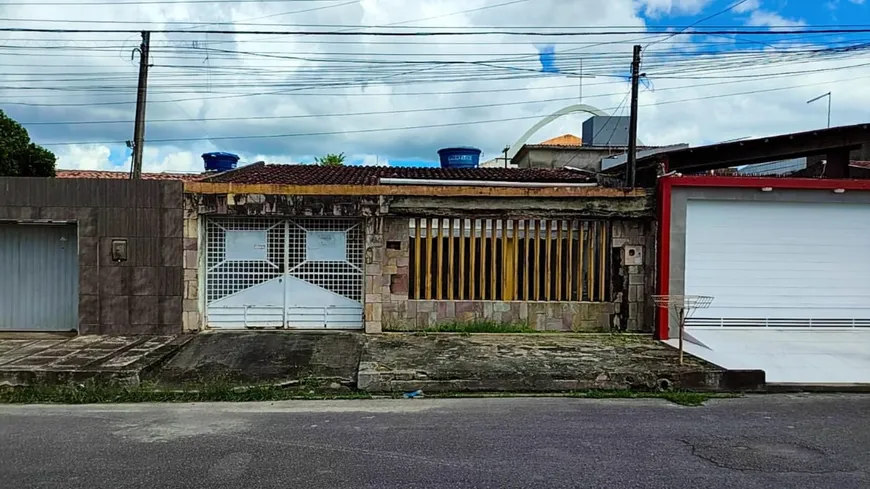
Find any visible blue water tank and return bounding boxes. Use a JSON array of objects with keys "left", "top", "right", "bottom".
[
  {"left": 201, "top": 152, "right": 240, "bottom": 172},
  {"left": 437, "top": 147, "right": 482, "bottom": 169}
]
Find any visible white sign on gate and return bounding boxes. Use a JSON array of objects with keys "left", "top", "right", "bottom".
[
  {"left": 225, "top": 230, "right": 268, "bottom": 261},
  {"left": 306, "top": 231, "right": 347, "bottom": 262}
]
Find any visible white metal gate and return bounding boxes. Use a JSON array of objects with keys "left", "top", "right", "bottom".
[
  {"left": 205, "top": 217, "right": 364, "bottom": 329},
  {"left": 0, "top": 223, "right": 78, "bottom": 332}
]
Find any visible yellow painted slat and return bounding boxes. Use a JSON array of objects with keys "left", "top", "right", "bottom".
[
  {"left": 501, "top": 220, "right": 510, "bottom": 300},
  {"left": 534, "top": 220, "right": 541, "bottom": 301},
  {"left": 490, "top": 219, "right": 497, "bottom": 301},
  {"left": 544, "top": 220, "right": 552, "bottom": 301},
  {"left": 436, "top": 218, "right": 443, "bottom": 300},
  {"left": 414, "top": 218, "right": 421, "bottom": 299},
  {"left": 599, "top": 222, "right": 607, "bottom": 302},
  {"left": 480, "top": 220, "right": 487, "bottom": 299},
  {"left": 524, "top": 220, "right": 531, "bottom": 301},
  {"left": 469, "top": 220, "right": 477, "bottom": 300},
  {"left": 578, "top": 222, "right": 584, "bottom": 301},
  {"left": 425, "top": 218, "right": 432, "bottom": 300},
  {"left": 587, "top": 222, "right": 594, "bottom": 302},
  {"left": 458, "top": 219, "right": 465, "bottom": 299},
  {"left": 448, "top": 218, "right": 455, "bottom": 300},
  {"left": 512, "top": 219, "right": 520, "bottom": 300},
  {"left": 556, "top": 220, "right": 563, "bottom": 301},
  {"left": 566, "top": 220, "right": 573, "bottom": 302}
]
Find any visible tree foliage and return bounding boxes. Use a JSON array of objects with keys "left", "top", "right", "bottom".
[
  {"left": 315, "top": 152, "right": 346, "bottom": 167},
  {"left": 0, "top": 110, "right": 57, "bottom": 177}
]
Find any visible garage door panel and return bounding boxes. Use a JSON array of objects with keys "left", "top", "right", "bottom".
[
  {"left": 685, "top": 200, "right": 870, "bottom": 323},
  {"left": 0, "top": 223, "right": 78, "bottom": 331}
]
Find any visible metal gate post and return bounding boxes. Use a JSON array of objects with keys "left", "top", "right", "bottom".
[{"left": 283, "top": 220, "right": 290, "bottom": 329}]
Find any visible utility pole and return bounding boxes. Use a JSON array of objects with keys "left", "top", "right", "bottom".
[
  {"left": 626, "top": 44, "right": 641, "bottom": 188},
  {"left": 131, "top": 31, "right": 151, "bottom": 179}
]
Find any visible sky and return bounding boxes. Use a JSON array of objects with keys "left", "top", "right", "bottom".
[{"left": 0, "top": 0, "right": 868, "bottom": 173}]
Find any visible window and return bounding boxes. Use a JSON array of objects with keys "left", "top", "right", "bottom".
[{"left": 408, "top": 218, "right": 610, "bottom": 302}]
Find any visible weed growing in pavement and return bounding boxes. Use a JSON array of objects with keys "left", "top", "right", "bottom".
[{"left": 0, "top": 379, "right": 372, "bottom": 404}]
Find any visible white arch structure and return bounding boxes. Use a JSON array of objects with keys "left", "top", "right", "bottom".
[{"left": 507, "top": 103, "right": 644, "bottom": 160}]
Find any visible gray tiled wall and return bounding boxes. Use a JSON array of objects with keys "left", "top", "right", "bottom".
[{"left": 0, "top": 178, "right": 184, "bottom": 335}]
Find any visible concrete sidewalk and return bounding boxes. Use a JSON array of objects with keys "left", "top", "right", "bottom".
[
  {"left": 0, "top": 332, "right": 764, "bottom": 392},
  {"left": 357, "top": 334, "right": 763, "bottom": 393},
  {"left": 0, "top": 335, "right": 191, "bottom": 386}
]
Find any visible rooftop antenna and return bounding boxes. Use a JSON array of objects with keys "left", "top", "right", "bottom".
[{"left": 807, "top": 91, "right": 832, "bottom": 128}]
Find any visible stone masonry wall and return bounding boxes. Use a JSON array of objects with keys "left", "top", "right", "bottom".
[
  {"left": 364, "top": 216, "right": 410, "bottom": 333},
  {"left": 610, "top": 220, "right": 655, "bottom": 332},
  {"left": 182, "top": 197, "right": 200, "bottom": 331},
  {"left": 387, "top": 301, "right": 616, "bottom": 331},
  {"left": 367, "top": 216, "right": 655, "bottom": 333}
]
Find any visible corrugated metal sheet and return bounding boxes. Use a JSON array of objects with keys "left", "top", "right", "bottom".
[{"left": 0, "top": 223, "right": 78, "bottom": 331}]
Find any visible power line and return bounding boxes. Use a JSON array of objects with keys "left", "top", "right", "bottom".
[
  {"left": 33, "top": 74, "right": 870, "bottom": 146},
  {"left": 3, "top": 27, "right": 870, "bottom": 36},
  {"left": 0, "top": 0, "right": 345, "bottom": 4}
]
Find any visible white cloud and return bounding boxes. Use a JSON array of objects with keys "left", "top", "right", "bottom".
[
  {"left": 732, "top": 0, "right": 760, "bottom": 13},
  {"left": 641, "top": 0, "right": 715, "bottom": 17},
  {"left": 745, "top": 10, "right": 806, "bottom": 28},
  {"left": 54, "top": 145, "right": 112, "bottom": 171},
  {"left": 4, "top": 0, "right": 869, "bottom": 175}
]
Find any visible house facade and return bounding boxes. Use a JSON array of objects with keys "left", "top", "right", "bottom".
[
  {"left": 182, "top": 164, "right": 657, "bottom": 334},
  {"left": 647, "top": 123, "right": 870, "bottom": 385}
]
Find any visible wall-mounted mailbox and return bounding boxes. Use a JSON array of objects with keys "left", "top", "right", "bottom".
[{"left": 111, "top": 239, "right": 128, "bottom": 262}]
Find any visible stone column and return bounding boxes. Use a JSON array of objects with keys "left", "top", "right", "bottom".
[
  {"left": 364, "top": 217, "right": 385, "bottom": 333},
  {"left": 182, "top": 196, "right": 201, "bottom": 332}
]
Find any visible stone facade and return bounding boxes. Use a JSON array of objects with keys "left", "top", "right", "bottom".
[
  {"left": 366, "top": 216, "right": 655, "bottom": 333},
  {"left": 185, "top": 189, "right": 655, "bottom": 334},
  {"left": 386, "top": 301, "right": 616, "bottom": 331},
  {"left": 610, "top": 220, "right": 657, "bottom": 332},
  {"left": 182, "top": 198, "right": 200, "bottom": 332},
  {"left": 0, "top": 177, "right": 184, "bottom": 335},
  {"left": 364, "top": 216, "right": 410, "bottom": 333}
]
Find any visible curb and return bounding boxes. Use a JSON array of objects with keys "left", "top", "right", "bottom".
[{"left": 357, "top": 363, "right": 766, "bottom": 394}]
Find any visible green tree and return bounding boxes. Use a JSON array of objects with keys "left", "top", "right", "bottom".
[
  {"left": 0, "top": 110, "right": 56, "bottom": 177},
  {"left": 315, "top": 152, "right": 346, "bottom": 167}
]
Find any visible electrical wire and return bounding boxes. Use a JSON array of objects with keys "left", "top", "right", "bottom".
[
  {"left": 3, "top": 27, "right": 870, "bottom": 36},
  {"left": 30, "top": 74, "right": 870, "bottom": 146}
]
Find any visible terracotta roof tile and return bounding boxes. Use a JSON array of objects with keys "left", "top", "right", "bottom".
[
  {"left": 539, "top": 134, "right": 583, "bottom": 147},
  {"left": 202, "top": 163, "right": 594, "bottom": 185},
  {"left": 56, "top": 169, "right": 203, "bottom": 181}
]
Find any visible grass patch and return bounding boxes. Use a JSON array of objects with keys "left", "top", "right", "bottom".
[
  {"left": 0, "top": 380, "right": 372, "bottom": 404},
  {"left": 571, "top": 389, "right": 735, "bottom": 406},
  {"left": 0, "top": 380, "right": 738, "bottom": 407},
  {"left": 420, "top": 320, "right": 541, "bottom": 334},
  {"left": 431, "top": 390, "right": 738, "bottom": 406}
]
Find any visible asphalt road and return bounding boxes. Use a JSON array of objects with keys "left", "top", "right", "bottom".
[{"left": 1, "top": 395, "right": 868, "bottom": 488}]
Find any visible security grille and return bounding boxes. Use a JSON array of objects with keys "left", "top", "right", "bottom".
[{"left": 206, "top": 217, "right": 363, "bottom": 305}]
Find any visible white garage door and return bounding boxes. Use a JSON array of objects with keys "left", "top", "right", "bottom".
[
  {"left": 685, "top": 200, "right": 870, "bottom": 327},
  {"left": 0, "top": 223, "right": 78, "bottom": 332},
  {"left": 678, "top": 199, "right": 870, "bottom": 384}
]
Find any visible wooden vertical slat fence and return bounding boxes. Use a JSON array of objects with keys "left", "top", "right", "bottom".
[
  {"left": 425, "top": 218, "right": 432, "bottom": 299},
  {"left": 555, "top": 220, "right": 563, "bottom": 301},
  {"left": 448, "top": 219, "right": 455, "bottom": 300},
  {"left": 410, "top": 217, "right": 609, "bottom": 302},
  {"left": 458, "top": 219, "right": 465, "bottom": 299},
  {"left": 414, "top": 218, "right": 421, "bottom": 298}
]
